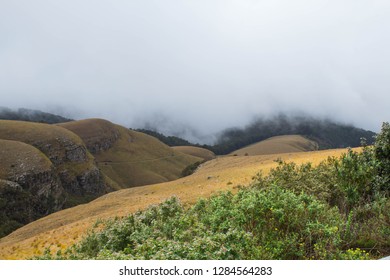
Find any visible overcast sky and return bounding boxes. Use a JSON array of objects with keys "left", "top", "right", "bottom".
[{"left": 1, "top": 0, "right": 389, "bottom": 143}]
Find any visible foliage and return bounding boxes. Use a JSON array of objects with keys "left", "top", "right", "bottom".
[
  {"left": 37, "top": 188, "right": 355, "bottom": 260},
  {"left": 181, "top": 160, "right": 205, "bottom": 177}
]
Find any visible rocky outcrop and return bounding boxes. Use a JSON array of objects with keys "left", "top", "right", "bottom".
[
  {"left": 58, "top": 166, "right": 106, "bottom": 196},
  {"left": 0, "top": 121, "right": 111, "bottom": 238},
  {"left": 58, "top": 118, "right": 121, "bottom": 154},
  {"left": 0, "top": 140, "right": 66, "bottom": 237},
  {"left": 0, "top": 120, "right": 107, "bottom": 198}
]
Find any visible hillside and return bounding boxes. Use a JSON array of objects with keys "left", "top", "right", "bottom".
[
  {"left": 230, "top": 135, "right": 318, "bottom": 156},
  {"left": 0, "top": 120, "right": 108, "bottom": 237},
  {"left": 0, "top": 147, "right": 360, "bottom": 259},
  {"left": 0, "top": 140, "right": 65, "bottom": 237},
  {"left": 211, "top": 114, "right": 376, "bottom": 154},
  {"left": 172, "top": 146, "right": 216, "bottom": 161},
  {"left": 58, "top": 119, "right": 202, "bottom": 188},
  {"left": 135, "top": 115, "right": 376, "bottom": 155}
]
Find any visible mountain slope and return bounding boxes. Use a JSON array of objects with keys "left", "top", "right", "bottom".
[
  {"left": 172, "top": 146, "right": 216, "bottom": 161},
  {"left": 230, "top": 135, "right": 318, "bottom": 156},
  {"left": 58, "top": 119, "right": 202, "bottom": 187},
  {"left": 0, "top": 147, "right": 359, "bottom": 259},
  {"left": 0, "top": 140, "right": 64, "bottom": 237},
  {"left": 212, "top": 115, "right": 376, "bottom": 154},
  {"left": 0, "top": 120, "right": 108, "bottom": 237}
]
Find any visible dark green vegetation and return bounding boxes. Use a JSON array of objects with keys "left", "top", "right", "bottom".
[
  {"left": 180, "top": 160, "right": 206, "bottom": 177},
  {"left": 0, "top": 107, "right": 72, "bottom": 124},
  {"left": 38, "top": 124, "right": 389, "bottom": 260},
  {"left": 211, "top": 115, "right": 376, "bottom": 154}
]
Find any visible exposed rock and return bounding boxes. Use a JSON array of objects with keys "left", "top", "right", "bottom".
[
  {"left": 0, "top": 140, "right": 66, "bottom": 237},
  {"left": 58, "top": 166, "right": 106, "bottom": 196},
  {"left": 0, "top": 122, "right": 110, "bottom": 238}
]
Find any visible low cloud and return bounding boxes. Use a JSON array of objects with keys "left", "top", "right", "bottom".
[{"left": 1, "top": 0, "right": 389, "bottom": 142}]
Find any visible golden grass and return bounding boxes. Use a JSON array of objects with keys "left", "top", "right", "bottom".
[
  {"left": 172, "top": 146, "right": 216, "bottom": 161},
  {"left": 0, "top": 147, "right": 360, "bottom": 259},
  {"left": 58, "top": 119, "right": 120, "bottom": 150},
  {"left": 230, "top": 135, "right": 318, "bottom": 156},
  {"left": 0, "top": 120, "right": 84, "bottom": 147},
  {"left": 0, "top": 140, "right": 52, "bottom": 178},
  {"left": 60, "top": 119, "right": 202, "bottom": 188}
]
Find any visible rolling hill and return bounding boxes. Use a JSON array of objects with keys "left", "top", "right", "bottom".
[
  {"left": 230, "top": 135, "right": 318, "bottom": 156},
  {"left": 58, "top": 119, "right": 202, "bottom": 188},
  {"left": 0, "top": 120, "right": 108, "bottom": 237},
  {"left": 172, "top": 146, "right": 216, "bottom": 161},
  {"left": 0, "top": 118, "right": 202, "bottom": 239},
  {"left": 211, "top": 114, "right": 376, "bottom": 154},
  {"left": 0, "top": 147, "right": 359, "bottom": 259}
]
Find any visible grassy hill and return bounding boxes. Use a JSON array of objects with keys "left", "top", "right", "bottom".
[
  {"left": 230, "top": 135, "right": 318, "bottom": 156},
  {"left": 0, "top": 140, "right": 65, "bottom": 237},
  {"left": 0, "top": 121, "right": 107, "bottom": 199},
  {"left": 211, "top": 115, "right": 376, "bottom": 154},
  {"left": 58, "top": 119, "right": 202, "bottom": 188},
  {"left": 0, "top": 147, "right": 360, "bottom": 259},
  {"left": 172, "top": 146, "right": 216, "bottom": 161},
  {"left": 0, "top": 120, "right": 109, "bottom": 237}
]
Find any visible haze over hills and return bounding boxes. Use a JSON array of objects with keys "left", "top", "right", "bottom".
[
  {"left": 0, "top": 107, "right": 73, "bottom": 124},
  {"left": 139, "top": 114, "right": 376, "bottom": 155},
  {"left": 1, "top": 108, "right": 376, "bottom": 154},
  {"left": 0, "top": 110, "right": 380, "bottom": 241}
]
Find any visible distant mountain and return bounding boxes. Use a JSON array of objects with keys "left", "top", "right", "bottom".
[
  {"left": 0, "top": 107, "right": 73, "bottom": 124},
  {"left": 138, "top": 115, "right": 376, "bottom": 155},
  {"left": 211, "top": 115, "right": 376, "bottom": 154}
]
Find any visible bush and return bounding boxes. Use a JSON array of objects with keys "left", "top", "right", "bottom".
[{"left": 38, "top": 186, "right": 379, "bottom": 260}]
